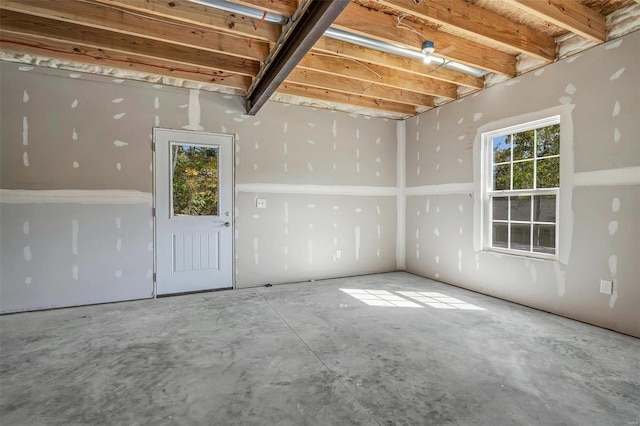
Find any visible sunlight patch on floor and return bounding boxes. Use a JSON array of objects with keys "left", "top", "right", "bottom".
[{"left": 340, "top": 289, "right": 486, "bottom": 311}]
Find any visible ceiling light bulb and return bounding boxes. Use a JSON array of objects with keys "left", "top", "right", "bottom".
[{"left": 421, "top": 40, "right": 435, "bottom": 64}]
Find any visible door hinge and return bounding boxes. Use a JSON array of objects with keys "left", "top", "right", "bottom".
[
  {"left": 152, "top": 141, "right": 155, "bottom": 151},
  {"left": 153, "top": 273, "right": 156, "bottom": 282},
  {"left": 152, "top": 207, "right": 156, "bottom": 217}
]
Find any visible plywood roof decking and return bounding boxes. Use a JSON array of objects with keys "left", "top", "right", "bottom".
[{"left": 0, "top": 0, "right": 637, "bottom": 119}]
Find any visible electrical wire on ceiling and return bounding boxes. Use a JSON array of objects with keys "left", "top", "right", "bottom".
[
  {"left": 310, "top": 52, "right": 383, "bottom": 80},
  {"left": 396, "top": 13, "right": 426, "bottom": 42},
  {"left": 395, "top": 13, "right": 453, "bottom": 74}
]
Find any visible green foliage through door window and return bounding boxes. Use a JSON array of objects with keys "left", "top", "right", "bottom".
[{"left": 172, "top": 144, "right": 219, "bottom": 216}]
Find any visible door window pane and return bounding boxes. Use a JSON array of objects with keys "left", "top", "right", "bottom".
[
  {"left": 171, "top": 144, "right": 219, "bottom": 216},
  {"left": 533, "top": 195, "right": 556, "bottom": 223},
  {"left": 510, "top": 224, "right": 531, "bottom": 251},
  {"left": 533, "top": 225, "right": 556, "bottom": 254}
]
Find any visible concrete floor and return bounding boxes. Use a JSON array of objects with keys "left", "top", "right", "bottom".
[{"left": 1, "top": 272, "right": 639, "bottom": 426}]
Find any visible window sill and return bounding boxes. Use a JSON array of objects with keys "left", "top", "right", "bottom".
[{"left": 481, "top": 248, "right": 559, "bottom": 262}]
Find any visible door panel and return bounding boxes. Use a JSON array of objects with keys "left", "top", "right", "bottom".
[
  {"left": 173, "top": 232, "right": 219, "bottom": 272},
  {"left": 154, "top": 129, "right": 233, "bottom": 295}
]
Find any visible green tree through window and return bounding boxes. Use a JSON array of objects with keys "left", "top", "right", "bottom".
[
  {"left": 172, "top": 144, "right": 219, "bottom": 216},
  {"left": 487, "top": 121, "right": 560, "bottom": 256}
]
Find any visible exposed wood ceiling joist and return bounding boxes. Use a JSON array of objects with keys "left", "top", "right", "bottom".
[
  {"left": 0, "top": 0, "right": 270, "bottom": 61},
  {"left": 0, "top": 9, "right": 260, "bottom": 77},
  {"left": 94, "top": 0, "right": 282, "bottom": 42},
  {"left": 504, "top": 0, "right": 607, "bottom": 42},
  {"left": 0, "top": 0, "right": 634, "bottom": 119},
  {"left": 312, "top": 37, "right": 484, "bottom": 90},
  {"left": 229, "top": 0, "right": 297, "bottom": 16},
  {"left": 373, "top": 0, "right": 556, "bottom": 61},
  {"left": 0, "top": 32, "right": 252, "bottom": 91},
  {"left": 297, "top": 53, "right": 458, "bottom": 99},
  {"left": 333, "top": 3, "right": 517, "bottom": 76},
  {"left": 277, "top": 81, "right": 418, "bottom": 115},
  {"left": 287, "top": 67, "right": 435, "bottom": 107}
]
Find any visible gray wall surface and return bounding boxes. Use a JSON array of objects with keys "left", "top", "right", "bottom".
[
  {"left": 405, "top": 31, "right": 640, "bottom": 337},
  {"left": 0, "top": 63, "right": 398, "bottom": 311}
]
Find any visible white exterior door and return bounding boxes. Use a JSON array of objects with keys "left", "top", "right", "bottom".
[{"left": 154, "top": 129, "right": 233, "bottom": 295}]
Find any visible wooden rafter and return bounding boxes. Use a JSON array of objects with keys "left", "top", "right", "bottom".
[
  {"left": 94, "top": 0, "right": 281, "bottom": 42},
  {"left": 0, "top": 0, "right": 270, "bottom": 61},
  {"left": 0, "top": 32, "right": 251, "bottom": 91},
  {"left": 298, "top": 53, "right": 458, "bottom": 99},
  {"left": 277, "top": 82, "right": 418, "bottom": 116},
  {"left": 374, "top": 0, "right": 556, "bottom": 62},
  {"left": 504, "top": 0, "right": 606, "bottom": 43},
  {"left": 0, "top": 9, "right": 259, "bottom": 77},
  {"left": 227, "top": 0, "right": 297, "bottom": 17},
  {"left": 313, "top": 36, "right": 484, "bottom": 90},
  {"left": 333, "top": 3, "right": 517, "bottom": 76},
  {"left": 286, "top": 68, "right": 435, "bottom": 108}
]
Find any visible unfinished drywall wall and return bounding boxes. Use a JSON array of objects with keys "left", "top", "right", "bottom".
[
  {"left": 405, "top": 31, "right": 640, "bottom": 337},
  {"left": 0, "top": 63, "right": 398, "bottom": 312}
]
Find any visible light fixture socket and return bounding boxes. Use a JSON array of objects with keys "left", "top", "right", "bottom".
[{"left": 421, "top": 40, "right": 435, "bottom": 56}]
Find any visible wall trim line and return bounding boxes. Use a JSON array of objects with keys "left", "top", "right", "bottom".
[
  {"left": 235, "top": 183, "right": 397, "bottom": 196},
  {"left": 573, "top": 166, "right": 640, "bottom": 186},
  {"left": 0, "top": 189, "right": 152, "bottom": 204},
  {"left": 405, "top": 182, "right": 475, "bottom": 196}
]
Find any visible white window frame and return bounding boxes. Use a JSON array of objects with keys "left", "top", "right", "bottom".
[{"left": 481, "top": 115, "right": 561, "bottom": 260}]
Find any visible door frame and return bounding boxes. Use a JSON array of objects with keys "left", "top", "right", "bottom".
[{"left": 152, "top": 127, "right": 235, "bottom": 297}]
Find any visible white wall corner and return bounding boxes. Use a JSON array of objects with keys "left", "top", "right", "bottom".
[{"left": 396, "top": 120, "right": 407, "bottom": 270}]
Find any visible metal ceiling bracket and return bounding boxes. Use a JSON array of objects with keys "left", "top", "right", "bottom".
[{"left": 245, "top": 0, "right": 350, "bottom": 115}]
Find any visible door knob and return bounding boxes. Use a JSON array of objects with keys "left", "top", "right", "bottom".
[{"left": 224, "top": 222, "right": 231, "bottom": 227}]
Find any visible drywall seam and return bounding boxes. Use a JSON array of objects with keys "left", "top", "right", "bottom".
[
  {"left": 235, "top": 183, "right": 397, "bottom": 196},
  {"left": 405, "top": 183, "right": 475, "bottom": 196},
  {"left": 573, "top": 166, "right": 640, "bottom": 186},
  {"left": 396, "top": 121, "right": 406, "bottom": 270},
  {"left": 0, "top": 189, "right": 152, "bottom": 204}
]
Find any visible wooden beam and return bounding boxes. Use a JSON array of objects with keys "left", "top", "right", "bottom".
[
  {"left": 227, "top": 0, "right": 297, "bottom": 17},
  {"left": 374, "top": 0, "right": 556, "bottom": 62},
  {"left": 0, "top": 9, "right": 259, "bottom": 77},
  {"left": 0, "top": 32, "right": 252, "bottom": 91},
  {"left": 286, "top": 68, "right": 434, "bottom": 108},
  {"left": 298, "top": 53, "right": 457, "bottom": 99},
  {"left": 333, "top": 3, "right": 516, "bottom": 76},
  {"left": 1, "top": 0, "right": 270, "bottom": 61},
  {"left": 504, "top": 0, "right": 606, "bottom": 43},
  {"left": 94, "top": 0, "right": 281, "bottom": 42},
  {"left": 277, "top": 82, "right": 418, "bottom": 116},
  {"left": 313, "top": 36, "right": 484, "bottom": 90}
]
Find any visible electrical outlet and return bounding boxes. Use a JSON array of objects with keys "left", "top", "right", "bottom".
[
  {"left": 600, "top": 280, "right": 613, "bottom": 295},
  {"left": 335, "top": 249, "right": 341, "bottom": 259},
  {"left": 256, "top": 198, "right": 266, "bottom": 209}
]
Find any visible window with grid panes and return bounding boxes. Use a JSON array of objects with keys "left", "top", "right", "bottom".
[{"left": 484, "top": 117, "right": 560, "bottom": 258}]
